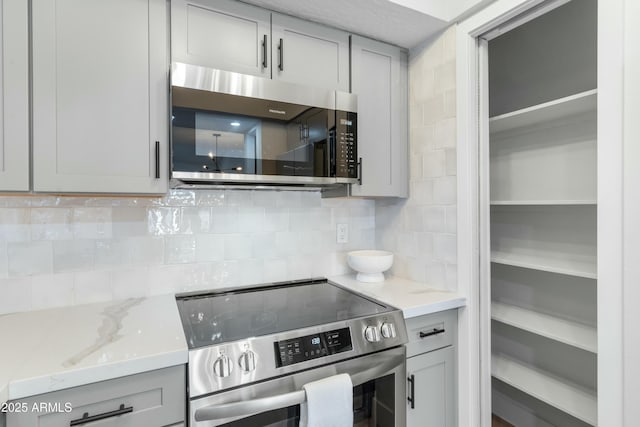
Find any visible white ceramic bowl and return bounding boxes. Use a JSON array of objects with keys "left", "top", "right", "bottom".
[{"left": 347, "top": 250, "right": 394, "bottom": 283}]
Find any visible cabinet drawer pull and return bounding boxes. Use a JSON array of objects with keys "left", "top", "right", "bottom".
[
  {"left": 154, "top": 141, "right": 160, "bottom": 179},
  {"left": 69, "top": 404, "right": 133, "bottom": 426},
  {"left": 407, "top": 374, "right": 415, "bottom": 409},
  {"left": 278, "top": 38, "right": 284, "bottom": 71},
  {"left": 419, "top": 328, "right": 445, "bottom": 338},
  {"left": 262, "top": 34, "right": 268, "bottom": 68}
]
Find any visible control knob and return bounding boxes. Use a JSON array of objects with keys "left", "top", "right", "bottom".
[
  {"left": 364, "top": 325, "right": 381, "bottom": 343},
  {"left": 380, "top": 322, "right": 397, "bottom": 339},
  {"left": 238, "top": 350, "right": 256, "bottom": 372},
  {"left": 213, "top": 354, "right": 233, "bottom": 377}
]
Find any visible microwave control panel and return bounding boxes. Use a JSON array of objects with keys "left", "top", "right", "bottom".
[
  {"left": 335, "top": 111, "right": 357, "bottom": 179},
  {"left": 274, "top": 327, "right": 353, "bottom": 368}
]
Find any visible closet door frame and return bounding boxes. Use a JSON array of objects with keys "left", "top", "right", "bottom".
[{"left": 455, "top": 1, "right": 612, "bottom": 426}]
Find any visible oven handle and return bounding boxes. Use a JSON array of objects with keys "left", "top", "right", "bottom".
[{"left": 193, "top": 357, "right": 401, "bottom": 422}]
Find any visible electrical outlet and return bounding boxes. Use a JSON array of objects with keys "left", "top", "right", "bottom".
[{"left": 336, "top": 223, "right": 349, "bottom": 244}]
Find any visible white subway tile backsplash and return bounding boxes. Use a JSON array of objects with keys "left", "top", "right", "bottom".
[
  {"left": 31, "top": 273, "right": 75, "bottom": 310},
  {"left": 425, "top": 260, "right": 447, "bottom": 287},
  {"left": 8, "top": 241, "right": 53, "bottom": 277},
  {"left": 434, "top": 117, "right": 456, "bottom": 149},
  {"left": 111, "top": 267, "right": 149, "bottom": 299},
  {"left": 238, "top": 258, "right": 264, "bottom": 286},
  {"left": 404, "top": 206, "right": 425, "bottom": 232},
  {"left": 234, "top": 207, "right": 266, "bottom": 233},
  {"left": 0, "top": 208, "right": 30, "bottom": 242},
  {"left": 147, "top": 207, "right": 184, "bottom": 235},
  {"left": 433, "top": 176, "right": 457, "bottom": 205},
  {"left": 376, "top": 25, "right": 457, "bottom": 290},
  {"left": 73, "top": 207, "right": 113, "bottom": 239},
  {"left": 224, "top": 190, "right": 254, "bottom": 207},
  {"left": 434, "top": 62, "right": 456, "bottom": 92},
  {"left": 122, "top": 237, "right": 165, "bottom": 266},
  {"left": 164, "top": 190, "right": 197, "bottom": 206},
  {"left": 224, "top": 234, "right": 253, "bottom": 260},
  {"left": 434, "top": 234, "right": 457, "bottom": 263},
  {"left": 424, "top": 206, "right": 446, "bottom": 232},
  {"left": 196, "top": 234, "right": 226, "bottom": 262},
  {"left": 0, "top": 242, "right": 8, "bottom": 279},
  {"left": 74, "top": 271, "right": 112, "bottom": 304},
  {"left": 407, "top": 257, "right": 427, "bottom": 283},
  {"left": 422, "top": 150, "right": 446, "bottom": 178},
  {"left": 164, "top": 235, "right": 197, "bottom": 264},
  {"left": 446, "top": 207, "right": 457, "bottom": 233},
  {"left": 0, "top": 277, "right": 32, "bottom": 314},
  {"left": 196, "top": 190, "right": 226, "bottom": 207},
  {"left": 445, "top": 148, "right": 457, "bottom": 175},
  {"left": 111, "top": 207, "right": 148, "bottom": 237},
  {"left": 263, "top": 258, "right": 288, "bottom": 283},
  {"left": 30, "top": 208, "right": 74, "bottom": 241},
  {"left": 53, "top": 240, "right": 95, "bottom": 272},
  {"left": 421, "top": 94, "right": 445, "bottom": 126}
]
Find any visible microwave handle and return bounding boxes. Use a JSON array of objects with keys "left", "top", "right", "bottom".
[{"left": 193, "top": 358, "right": 401, "bottom": 422}]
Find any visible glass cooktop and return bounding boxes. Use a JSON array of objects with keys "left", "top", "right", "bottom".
[{"left": 176, "top": 279, "right": 391, "bottom": 349}]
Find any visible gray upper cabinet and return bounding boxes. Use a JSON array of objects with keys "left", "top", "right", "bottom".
[
  {"left": 31, "top": 0, "right": 168, "bottom": 194},
  {"left": 271, "top": 14, "right": 349, "bottom": 91},
  {"left": 171, "top": 0, "right": 349, "bottom": 91},
  {"left": 171, "top": 0, "right": 271, "bottom": 78},
  {"left": 0, "top": 0, "right": 29, "bottom": 192},
  {"left": 350, "top": 36, "right": 408, "bottom": 198}
]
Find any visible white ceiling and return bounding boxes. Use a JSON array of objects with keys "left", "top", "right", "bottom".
[{"left": 239, "top": 0, "right": 448, "bottom": 49}]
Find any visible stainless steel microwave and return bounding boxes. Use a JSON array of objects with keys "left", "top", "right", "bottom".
[{"left": 170, "top": 63, "right": 358, "bottom": 188}]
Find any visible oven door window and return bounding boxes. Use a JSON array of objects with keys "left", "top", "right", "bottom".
[{"left": 217, "top": 374, "right": 396, "bottom": 427}]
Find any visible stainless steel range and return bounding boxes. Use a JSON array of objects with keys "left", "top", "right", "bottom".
[{"left": 176, "top": 278, "right": 408, "bottom": 427}]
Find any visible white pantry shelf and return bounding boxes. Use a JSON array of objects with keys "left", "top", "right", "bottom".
[
  {"left": 489, "top": 89, "right": 597, "bottom": 134},
  {"left": 491, "top": 301, "right": 597, "bottom": 353},
  {"left": 491, "top": 254, "right": 597, "bottom": 280},
  {"left": 492, "top": 354, "right": 597, "bottom": 426},
  {"left": 490, "top": 200, "right": 596, "bottom": 206}
]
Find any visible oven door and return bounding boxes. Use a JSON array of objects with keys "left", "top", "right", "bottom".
[{"left": 189, "top": 346, "right": 405, "bottom": 427}]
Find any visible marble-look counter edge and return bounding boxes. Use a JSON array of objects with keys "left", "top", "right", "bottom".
[
  {"left": 328, "top": 274, "right": 467, "bottom": 318},
  {"left": 0, "top": 294, "right": 188, "bottom": 404}
]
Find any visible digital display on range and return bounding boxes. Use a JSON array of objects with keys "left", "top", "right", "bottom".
[{"left": 274, "top": 328, "right": 353, "bottom": 367}]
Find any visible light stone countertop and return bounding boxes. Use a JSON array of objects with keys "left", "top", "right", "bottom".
[
  {"left": 329, "top": 274, "right": 466, "bottom": 318},
  {"left": 0, "top": 295, "right": 187, "bottom": 406},
  {"left": 0, "top": 276, "right": 464, "bottom": 406}
]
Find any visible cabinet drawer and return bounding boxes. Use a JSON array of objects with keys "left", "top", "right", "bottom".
[
  {"left": 405, "top": 310, "right": 457, "bottom": 358},
  {"left": 7, "top": 366, "right": 185, "bottom": 427}
]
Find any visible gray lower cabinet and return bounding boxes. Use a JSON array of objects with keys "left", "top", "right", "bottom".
[
  {"left": 405, "top": 310, "right": 457, "bottom": 427},
  {"left": 6, "top": 366, "right": 185, "bottom": 427}
]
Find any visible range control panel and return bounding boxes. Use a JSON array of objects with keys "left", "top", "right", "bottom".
[{"left": 274, "top": 327, "right": 353, "bottom": 367}]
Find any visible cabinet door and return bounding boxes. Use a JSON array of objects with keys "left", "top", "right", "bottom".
[
  {"left": 7, "top": 366, "right": 185, "bottom": 427},
  {"left": 406, "top": 346, "right": 456, "bottom": 427},
  {"left": 31, "top": 0, "right": 168, "bottom": 194},
  {"left": 0, "top": 0, "right": 29, "bottom": 191},
  {"left": 271, "top": 14, "right": 349, "bottom": 91},
  {"left": 350, "top": 36, "right": 408, "bottom": 198},
  {"left": 171, "top": 0, "right": 271, "bottom": 78}
]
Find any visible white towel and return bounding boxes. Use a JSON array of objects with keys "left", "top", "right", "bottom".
[{"left": 300, "top": 373, "right": 353, "bottom": 427}]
